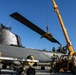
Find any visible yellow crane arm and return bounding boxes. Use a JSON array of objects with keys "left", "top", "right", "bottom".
[{"left": 52, "top": 0, "right": 74, "bottom": 55}]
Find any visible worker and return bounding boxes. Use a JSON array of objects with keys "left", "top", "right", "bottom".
[
  {"left": 52, "top": 53, "right": 59, "bottom": 61},
  {"left": 52, "top": 47, "right": 56, "bottom": 52},
  {"left": 72, "top": 53, "right": 76, "bottom": 66},
  {"left": 62, "top": 57, "right": 68, "bottom": 68},
  {"left": 70, "top": 53, "right": 76, "bottom": 74},
  {"left": 50, "top": 53, "right": 59, "bottom": 73}
]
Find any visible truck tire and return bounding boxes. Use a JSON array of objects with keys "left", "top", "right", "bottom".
[
  {"left": 41, "top": 66, "right": 45, "bottom": 70},
  {"left": 72, "top": 65, "right": 76, "bottom": 74},
  {"left": 18, "top": 67, "right": 24, "bottom": 74},
  {"left": 2, "top": 64, "right": 7, "bottom": 69},
  {"left": 27, "top": 68, "right": 35, "bottom": 75}
]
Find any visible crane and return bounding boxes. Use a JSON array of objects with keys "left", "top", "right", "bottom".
[
  {"left": 50, "top": 0, "right": 76, "bottom": 73},
  {"left": 52, "top": 0, "right": 74, "bottom": 55}
]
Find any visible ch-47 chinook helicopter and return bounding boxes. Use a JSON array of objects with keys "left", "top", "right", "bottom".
[
  {"left": 0, "top": 14, "right": 66, "bottom": 74},
  {"left": 0, "top": 12, "right": 66, "bottom": 75},
  {"left": 0, "top": 22, "right": 65, "bottom": 74}
]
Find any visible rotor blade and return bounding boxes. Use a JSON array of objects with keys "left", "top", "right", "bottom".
[
  {"left": 10, "top": 12, "right": 45, "bottom": 35},
  {"left": 10, "top": 12, "right": 61, "bottom": 45}
]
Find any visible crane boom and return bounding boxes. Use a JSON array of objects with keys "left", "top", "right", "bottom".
[{"left": 52, "top": 0, "right": 74, "bottom": 55}]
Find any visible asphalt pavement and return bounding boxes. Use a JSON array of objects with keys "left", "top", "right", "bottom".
[{"left": 0, "top": 69, "right": 73, "bottom": 75}]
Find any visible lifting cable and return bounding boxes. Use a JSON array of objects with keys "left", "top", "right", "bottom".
[
  {"left": 36, "top": 0, "right": 50, "bottom": 50},
  {"left": 46, "top": 0, "right": 49, "bottom": 32},
  {"left": 35, "top": 38, "right": 41, "bottom": 49}
]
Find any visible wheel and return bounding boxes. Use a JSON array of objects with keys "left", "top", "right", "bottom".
[
  {"left": 27, "top": 68, "right": 35, "bottom": 75},
  {"left": 41, "top": 66, "right": 45, "bottom": 70},
  {"left": 2, "top": 64, "right": 7, "bottom": 69},
  {"left": 50, "top": 69, "right": 53, "bottom": 73},
  {"left": 18, "top": 67, "right": 24, "bottom": 74},
  {"left": 71, "top": 65, "right": 76, "bottom": 74}
]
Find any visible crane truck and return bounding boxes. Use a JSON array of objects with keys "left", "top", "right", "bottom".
[{"left": 50, "top": 0, "right": 76, "bottom": 74}]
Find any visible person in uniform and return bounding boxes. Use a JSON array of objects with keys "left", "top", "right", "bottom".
[{"left": 50, "top": 53, "right": 59, "bottom": 73}]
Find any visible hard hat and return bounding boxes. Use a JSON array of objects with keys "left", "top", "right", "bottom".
[{"left": 53, "top": 53, "right": 56, "bottom": 56}]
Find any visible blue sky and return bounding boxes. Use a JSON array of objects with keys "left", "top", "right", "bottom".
[{"left": 0, "top": 0, "right": 76, "bottom": 52}]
